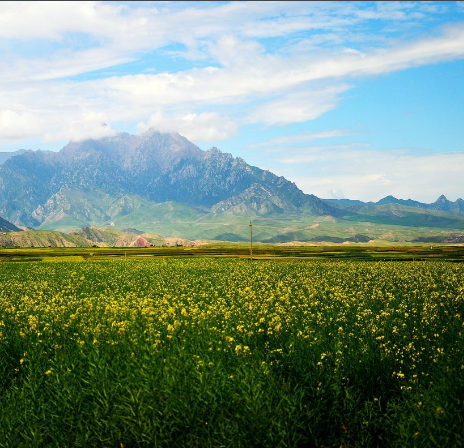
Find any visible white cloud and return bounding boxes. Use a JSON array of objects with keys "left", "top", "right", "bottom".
[
  {"left": 247, "top": 84, "right": 352, "bottom": 126},
  {"left": 207, "top": 35, "right": 266, "bottom": 68},
  {"left": 55, "top": 23, "right": 464, "bottom": 134},
  {"left": 0, "top": 110, "right": 41, "bottom": 141},
  {"left": 1, "top": 2, "right": 460, "bottom": 86},
  {"left": 0, "top": 1, "right": 434, "bottom": 43},
  {"left": 136, "top": 111, "right": 238, "bottom": 142},
  {"left": 3, "top": 20, "right": 463, "bottom": 130},
  {"left": 2, "top": 2, "right": 137, "bottom": 40},
  {"left": 2, "top": 49, "right": 135, "bottom": 84},
  {"left": 44, "top": 112, "right": 118, "bottom": 143}
]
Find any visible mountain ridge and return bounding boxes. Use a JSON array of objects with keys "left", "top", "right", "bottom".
[
  {"left": 0, "top": 129, "right": 462, "bottom": 244},
  {"left": 323, "top": 194, "right": 464, "bottom": 214},
  {"left": 0, "top": 129, "right": 343, "bottom": 229}
]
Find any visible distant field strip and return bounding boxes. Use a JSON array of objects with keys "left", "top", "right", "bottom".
[
  {"left": 1, "top": 244, "right": 464, "bottom": 262},
  {"left": 0, "top": 259, "right": 463, "bottom": 447}
]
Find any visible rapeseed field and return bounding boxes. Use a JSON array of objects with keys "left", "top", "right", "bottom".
[{"left": 0, "top": 258, "right": 463, "bottom": 447}]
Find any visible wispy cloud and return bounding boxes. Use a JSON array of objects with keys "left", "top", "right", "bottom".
[
  {"left": 246, "top": 84, "right": 352, "bottom": 126},
  {"left": 249, "top": 129, "right": 354, "bottom": 149},
  {"left": 278, "top": 143, "right": 371, "bottom": 164}
]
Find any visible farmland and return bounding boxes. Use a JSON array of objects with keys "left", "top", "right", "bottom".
[{"left": 0, "top": 256, "right": 463, "bottom": 447}]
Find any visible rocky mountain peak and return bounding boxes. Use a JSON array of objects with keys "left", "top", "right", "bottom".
[{"left": 0, "top": 129, "right": 346, "bottom": 229}]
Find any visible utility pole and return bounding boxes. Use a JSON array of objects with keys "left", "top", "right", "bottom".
[{"left": 249, "top": 220, "right": 253, "bottom": 261}]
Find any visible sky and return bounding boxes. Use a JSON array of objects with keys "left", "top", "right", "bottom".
[{"left": 0, "top": 1, "right": 463, "bottom": 203}]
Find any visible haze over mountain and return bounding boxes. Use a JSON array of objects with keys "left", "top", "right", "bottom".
[{"left": 0, "top": 129, "right": 463, "bottom": 245}]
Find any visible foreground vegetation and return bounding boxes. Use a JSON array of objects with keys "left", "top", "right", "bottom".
[{"left": 0, "top": 258, "right": 463, "bottom": 447}]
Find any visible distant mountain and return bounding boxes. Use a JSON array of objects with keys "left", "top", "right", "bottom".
[
  {"left": 432, "top": 195, "right": 464, "bottom": 214},
  {"left": 0, "top": 129, "right": 343, "bottom": 230},
  {"left": 0, "top": 129, "right": 462, "bottom": 244},
  {"left": 376, "top": 194, "right": 464, "bottom": 214},
  {"left": 324, "top": 194, "right": 464, "bottom": 214}
]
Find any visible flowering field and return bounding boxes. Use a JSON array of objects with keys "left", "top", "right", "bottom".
[{"left": 0, "top": 258, "right": 463, "bottom": 447}]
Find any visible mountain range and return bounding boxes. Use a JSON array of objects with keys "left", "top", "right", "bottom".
[
  {"left": 0, "top": 129, "right": 463, "bottom": 246},
  {"left": 324, "top": 194, "right": 464, "bottom": 215}
]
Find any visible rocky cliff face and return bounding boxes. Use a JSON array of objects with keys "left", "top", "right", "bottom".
[{"left": 0, "top": 129, "right": 342, "bottom": 229}]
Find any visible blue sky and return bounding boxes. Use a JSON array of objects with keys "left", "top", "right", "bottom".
[{"left": 0, "top": 1, "right": 463, "bottom": 202}]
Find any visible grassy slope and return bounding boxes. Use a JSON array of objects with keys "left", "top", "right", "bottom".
[
  {"left": 69, "top": 226, "right": 167, "bottom": 247},
  {"left": 0, "top": 227, "right": 170, "bottom": 249},
  {"left": 0, "top": 230, "right": 92, "bottom": 247},
  {"left": 26, "top": 188, "right": 464, "bottom": 243}
]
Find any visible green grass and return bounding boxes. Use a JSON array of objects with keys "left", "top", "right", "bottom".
[{"left": 0, "top": 258, "right": 463, "bottom": 447}]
